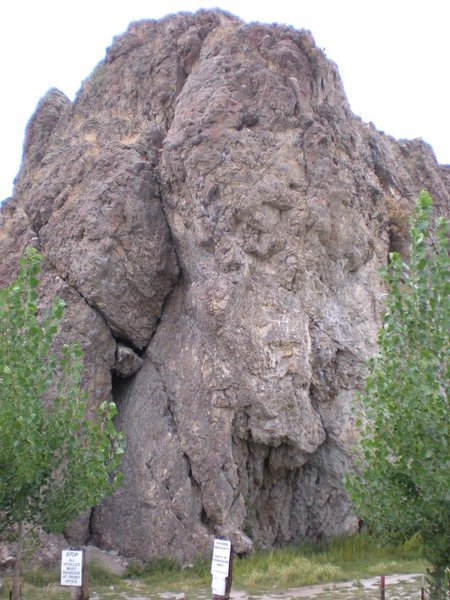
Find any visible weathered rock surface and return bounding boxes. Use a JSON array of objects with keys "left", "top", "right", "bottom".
[
  {"left": 1, "top": 10, "right": 448, "bottom": 563},
  {"left": 115, "top": 343, "right": 144, "bottom": 377}
]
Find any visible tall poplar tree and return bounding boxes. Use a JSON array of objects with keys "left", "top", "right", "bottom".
[
  {"left": 0, "top": 248, "right": 124, "bottom": 600},
  {"left": 347, "top": 192, "right": 449, "bottom": 598}
]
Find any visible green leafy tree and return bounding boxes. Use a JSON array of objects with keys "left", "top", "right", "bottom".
[
  {"left": 347, "top": 192, "right": 449, "bottom": 598},
  {"left": 0, "top": 248, "right": 124, "bottom": 600}
]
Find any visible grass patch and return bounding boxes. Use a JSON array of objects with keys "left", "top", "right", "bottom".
[
  {"left": 87, "top": 560, "right": 122, "bottom": 586},
  {"left": 125, "top": 555, "right": 182, "bottom": 578},
  {"left": 232, "top": 533, "right": 426, "bottom": 592},
  {"left": 23, "top": 565, "right": 59, "bottom": 586},
  {"left": 124, "top": 555, "right": 211, "bottom": 592},
  {"left": 0, "top": 533, "right": 427, "bottom": 599},
  {"left": 234, "top": 552, "right": 342, "bottom": 588}
]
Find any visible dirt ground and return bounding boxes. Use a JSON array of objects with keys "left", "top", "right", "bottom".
[
  {"left": 88, "top": 573, "right": 433, "bottom": 600},
  {"left": 232, "top": 573, "right": 425, "bottom": 599}
]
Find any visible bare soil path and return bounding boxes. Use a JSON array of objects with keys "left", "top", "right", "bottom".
[
  {"left": 232, "top": 573, "right": 424, "bottom": 599},
  {"left": 89, "top": 573, "right": 431, "bottom": 600}
]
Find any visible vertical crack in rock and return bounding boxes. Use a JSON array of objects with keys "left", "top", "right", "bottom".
[
  {"left": 91, "top": 358, "right": 211, "bottom": 560},
  {"left": 1, "top": 9, "right": 448, "bottom": 564}
]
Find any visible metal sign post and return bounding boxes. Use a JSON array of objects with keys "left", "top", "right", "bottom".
[{"left": 211, "top": 539, "right": 233, "bottom": 600}]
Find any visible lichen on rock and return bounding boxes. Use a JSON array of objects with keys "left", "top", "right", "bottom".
[{"left": 1, "top": 9, "right": 448, "bottom": 563}]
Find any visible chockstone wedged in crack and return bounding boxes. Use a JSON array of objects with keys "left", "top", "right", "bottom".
[{"left": 0, "top": 8, "right": 449, "bottom": 563}]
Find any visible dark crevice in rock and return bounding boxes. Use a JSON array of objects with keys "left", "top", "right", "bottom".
[
  {"left": 88, "top": 507, "right": 97, "bottom": 545},
  {"left": 113, "top": 343, "right": 144, "bottom": 378},
  {"left": 137, "top": 180, "right": 183, "bottom": 355},
  {"left": 159, "top": 178, "right": 183, "bottom": 258},
  {"left": 3, "top": 10, "right": 449, "bottom": 563},
  {"left": 151, "top": 284, "right": 174, "bottom": 333},
  {"left": 200, "top": 506, "right": 214, "bottom": 533},
  {"left": 110, "top": 372, "right": 125, "bottom": 397},
  {"left": 309, "top": 386, "right": 328, "bottom": 444},
  {"left": 141, "top": 278, "right": 181, "bottom": 355},
  {"left": 155, "top": 183, "right": 182, "bottom": 269},
  {"left": 112, "top": 335, "right": 142, "bottom": 358}
]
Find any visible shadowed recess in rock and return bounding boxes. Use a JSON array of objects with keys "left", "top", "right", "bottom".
[{"left": 0, "top": 9, "right": 448, "bottom": 563}]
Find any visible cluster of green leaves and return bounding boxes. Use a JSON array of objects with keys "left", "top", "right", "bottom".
[
  {"left": 346, "top": 192, "right": 449, "bottom": 594},
  {"left": 0, "top": 247, "right": 124, "bottom": 540}
]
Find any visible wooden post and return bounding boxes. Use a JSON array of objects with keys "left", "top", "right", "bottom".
[
  {"left": 224, "top": 551, "right": 233, "bottom": 600},
  {"left": 71, "top": 548, "right": 89, "bottom": 600},
  {"left": 380, "top": 575, "right": 385, "bottom": 600}
]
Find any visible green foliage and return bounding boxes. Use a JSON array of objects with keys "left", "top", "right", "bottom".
[
  {"left": 23, "top": 566, "right": 59, "bottom": 586},
  {"left": 234, "top": 549, "right": 341, "bottom": 589},
  {"left": 86, "top": 561, "right": 122, "bottom": 586},
  {"left": 124, "top": 556, "right": 182, "bottom": 579},
  {"left": 302, "top": 531, "right": 423, "bottom": 563},
  {"left": 0, "top": 248, "right": 125, "bottom": 597},
  {"left": 346, "top": 192, "right": 449, "bottom": 595},
  {"left": 232, "top": 534, "right": 425, "bottom": 591}
]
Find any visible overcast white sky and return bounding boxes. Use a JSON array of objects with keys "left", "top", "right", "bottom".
[{"left": 0, "top": 0, "right": 449, "bottom": 203}]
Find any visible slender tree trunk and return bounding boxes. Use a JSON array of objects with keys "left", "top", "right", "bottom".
[
  {"left": 71, "top": 549, "right": 89, "bottom": 600},
  {"left": 12, "top": 520, "right": 23, "bottom": 600}
]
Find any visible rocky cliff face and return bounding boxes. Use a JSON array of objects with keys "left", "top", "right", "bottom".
[{"left": 1, "top": 10, "right": 448, "bottom": 562}]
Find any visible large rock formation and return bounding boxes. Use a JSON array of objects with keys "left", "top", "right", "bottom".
[{"left": 1, "top": 10, "right": 448, "bottom": 562}]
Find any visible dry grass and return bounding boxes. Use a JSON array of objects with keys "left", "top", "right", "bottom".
[{"left": 0, "top": 534, "right": 427, "bottom": 599}]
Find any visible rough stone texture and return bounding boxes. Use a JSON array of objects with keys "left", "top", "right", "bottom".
[
  {"left": 92, "top": 361, "right": 210, "bottom": 560},
  {"left": 115, "top": 343, "right": 144, "bottom": 377},
  {"left": 0, "top": 10, "right": 448, "bottom": 564},
  {"left": 0, "top": 531, "right": 67, "bottom": 570},
  {"left": 85, "top": 545, "right": 128, "bottom": 576}
]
